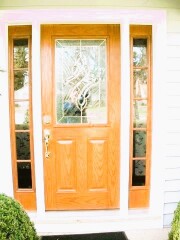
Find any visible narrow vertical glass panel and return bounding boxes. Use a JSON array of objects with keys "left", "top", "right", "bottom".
[
  {"left": 16, "top": 132, "right": 30, "bottom": 160},
  {"left": 133, "top": 39, "right": 147, "bottom": 67},
  {"left": 133, "top": 130, "right": 147, "bottom": 157},
  {"left": 133, "top": 100, "right": 147, "bottom": 128},
  {"left": 14, "top": 70, "right": 29, "bottom": 99},
  {"left": 55, "top": 39, "right": 107, "bottom": 124},
  {"left": 17, "top": 162, "right": 32, "bottom": 188},
  {"left": 15, "top": 102, "right": 29, "bottom": 130},
  {"left": 13, "top": 39, "right": 29, "bottom": 68},
  {"left": 132, "top": 160, "right": 146, "bottom": 186},
  {"left": 133, "top": 69, "right": 148, "bottom": 98}
]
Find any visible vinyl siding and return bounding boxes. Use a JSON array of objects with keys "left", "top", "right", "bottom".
[{"left": 164, "top": 8, "right": 180, "bottom": 227}]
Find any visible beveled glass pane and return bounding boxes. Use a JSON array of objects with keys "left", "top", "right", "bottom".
[
  {"left": 133, "top": 69, "right": 148, "bottom": 98},
  {"left": 55, "top": 39, "right": 107, "bottom": 124},
  {"left": 17, "top": 162, "right": 32, "bottom": 189},
  {"left": 132, "top": 160, "right": 146, "bottom": 186},
  {"left": 14, "top": 70, "right": 29, "bottom": 99},
  {"left": 15, "top": 102, "right": 29, "bottom": 130},
  {"left": 133, "top": 100, "right": 147, "bottom": 128},
  {"left": 13, "top": 39, "right": 29, "bottom": 68},
  {"left": 133, "top": 130, "right": 147, "bottom": 157},
  {"left": 133, "top": 39, "right": 147, "bottom": 67},
  {"left": 16, "top": 132, "right": 30, "bottom": 160}
]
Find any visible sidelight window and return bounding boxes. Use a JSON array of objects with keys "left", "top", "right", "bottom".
[
  {"left": 9, "top": 26, "right": 36, "bottom": 210},
  {"left": 129, "top": 25, "right": 152, "bottom": 208}
]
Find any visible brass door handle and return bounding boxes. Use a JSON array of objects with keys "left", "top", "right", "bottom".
[{"left": 44, "top": 129, "right": 50, "bottom": 158}]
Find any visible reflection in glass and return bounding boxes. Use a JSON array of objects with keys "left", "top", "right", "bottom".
[
  {"left": 133, "top": 39, "right": 147, "bottom": 67},
  {"left": 17, "top": 162, "right": 32, "bottom": 188},
  {"left": 133, "top": 130, "right": 146, "bottom": 157},
  {"left": 14, "top": 70, "right": 29, "bottom": 99},
  {"left": 132, "top": 160, "right": 146, "bottom": 186},
  {"left": 133, "top": 69, "right": 147, "bottom": 98},
  {"left": 133, "top": 100, "right": 147, "bottom": 128},
  {"left": 15, "top": 102, "right": 29, "bottom": 130},
  {"left": 16, "top": 132, "right": 30, "bottom": 160},
  {"left": 13, "top": 39, "right": 29, "bottom": 69},
  {"left": 55, "top": 39, "right": 107, "bottom": 124}
]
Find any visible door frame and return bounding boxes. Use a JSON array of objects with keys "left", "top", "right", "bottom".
[{"left": 0, "top": 9, "right": 166, "bottom": 228}]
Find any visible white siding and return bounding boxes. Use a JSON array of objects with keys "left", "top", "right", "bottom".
[
  {"left": 167, "top": 33, "right": 180, "bottom": 46},
  {"left": 164, "top": 8, "right": 180, "bottom": 227}
]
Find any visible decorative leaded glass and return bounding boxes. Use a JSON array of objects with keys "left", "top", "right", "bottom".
[
  {"left": 133, "top": 130, "right": 147, "bottom": 158},
  {"left": 16, "top": 132, "right": 30, "bottom": 160},
  {"left": 132, "top": 160, "right": 146, "bottom": 186},
  {"left": 17, "top": 162, "right": 32, "bottom": 188},
  {"left": 133, "top": 69, "right": 147, "bottom": 98},
  {"left": 13, "top": 39, "right": 29, "bottom": 69},
  {"left": 133, "top": 39, "right": 147, "bottom": 67},
  {"left": 133, "top": 100, "right": 147, "bottom": 128},
  {"left": 15, "top": 101, "right": 29, "bottom": 130},
  {"left": 14, "top": 70, "right": 29, "bottom": 100},
  {"left": 55, "top": 39, "right": 107, "bottom": 124}
]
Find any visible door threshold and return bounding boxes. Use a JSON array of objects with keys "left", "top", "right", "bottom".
[{"left": 28, "top": 210, "right": 163, "bottom": 235}]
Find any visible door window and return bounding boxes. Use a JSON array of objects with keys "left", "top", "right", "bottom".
[{"left": 55, "top": 39, "right": 107, "bottom": 124}]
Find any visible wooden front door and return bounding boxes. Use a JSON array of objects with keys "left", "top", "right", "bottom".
[{"left": 41, "top": 24, "right": 120, "bottom": 210}]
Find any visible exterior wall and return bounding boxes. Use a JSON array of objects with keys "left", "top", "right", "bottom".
[
  {"left": 0, "top": 0, "right": 180, "bottom": 230},
  {"left": 163, "top": 8, "right": 180, "bottom": 227},
  {"left": 0, "top": 24, "right": 14, "bottom": 197}
]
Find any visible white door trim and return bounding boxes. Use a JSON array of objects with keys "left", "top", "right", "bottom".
[{"left": 0, "top": 8, "right": 167, "bottom": 231}]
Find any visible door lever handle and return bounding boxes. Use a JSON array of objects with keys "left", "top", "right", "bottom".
[{"left": 44, "top": 129, "right": 50, "bottom": 158}]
